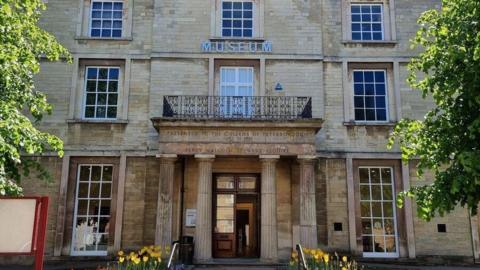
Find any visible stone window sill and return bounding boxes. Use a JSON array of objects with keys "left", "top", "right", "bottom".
[
  {"left": 343, "top": 121, "right": 397, "bottom": 127},
  {"left": 342, "top": 40, "right": 397, "bottom": 47},
  {"left": 74, "top": 36, "right": 133, "bottom": 42},
  {"left": 67, "top": 119, "right": 129, "bottom": 125},
  {"left": 209, "top": 36, "right": 266, "bottom": 42}
]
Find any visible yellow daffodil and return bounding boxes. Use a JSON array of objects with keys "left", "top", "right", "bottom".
[
  {"left": 342, "top": 256, "right": 348, "bottom": 263},
  {"left": 323, "top": 254, "right": 329, "bottom": 263},
  {"left": 342, "top": 267, "right": 347, "bottom": 270},
  {"left": 118, "top": 250, "right": 124, "bottom": 256},
  {"left": 118, "top": 257, "right": 125, "bottom": 263},
  {"left": 143, "top": 256, "right": 149, "bottom": 262},
  {"left": 157, "top": 257, "right": 162, "bottom": 263}
]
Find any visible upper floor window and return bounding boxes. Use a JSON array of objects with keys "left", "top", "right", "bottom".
[
  {"left": 353, "top": 70, "right": 388, "bottom": 122},
  {"left": 90, "top": 1, "right": 123, "bottom": 38},
  {"left": 351, "top": 4, "right": 384, "bottom": 41},
  {"left": 84, "top": 67, "right": 120, "bottom": 119},
  {"left": 221, "top": 1, "right": 254, "bottom": 38}
]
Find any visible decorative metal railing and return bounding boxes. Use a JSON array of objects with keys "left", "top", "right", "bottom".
[{"left": 163, "top": 95, "right": 312, "bottom": 120}]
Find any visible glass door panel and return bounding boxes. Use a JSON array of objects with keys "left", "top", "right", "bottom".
[{"left": 72, "top": 165, "right": 113, "bottom": 256}]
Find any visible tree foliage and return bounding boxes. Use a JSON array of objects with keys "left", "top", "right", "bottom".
[
  {"left": 389, "top": 0, "right": 480, "bottom": 220},
  {"left": 0, "top": 0, "right": 71, "bottom": 196}
]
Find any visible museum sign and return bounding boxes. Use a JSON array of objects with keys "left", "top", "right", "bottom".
[{"left": 201, "top": 40, "right": 272, "bottom": 53}]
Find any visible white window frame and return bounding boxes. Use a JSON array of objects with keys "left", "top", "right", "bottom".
[
  {"left": 82, "top": 66, "right": 121, "bottom": 120},
  {"left": 213, "top": 0, "right": 263, "bottom": 38},
  {"left": 219, "top": 66, "right": 255, "bottom": 117},
  {"left": 220, "top": 66, "right": 255, "bottom": 96},
  {"left": 88, "top": 0, "right": 124, "bottom": 38},
  {"left": 71, "top": 164, "right": 114, "bottom": 256},
  {"left": 220, "top": 0, "right": 255, "bottom": 38},
  {"left": 359, "top": 166, "right": 399, "bottom": 258},
  {"left": 350, "top": 3, "right": 385, "bottom": 41},
  {"left": 351, "top": 69, "right": 389, "bottom": 123},
  {"left": 342, "top": 0, "right": 396, "bottom": 42}
]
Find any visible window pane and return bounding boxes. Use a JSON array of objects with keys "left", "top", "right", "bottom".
[
  {"left": 354, "top": 83, "right": 364, "bottom": 95},
  {"left": 216, "top": 220, "right": 234, "bottom": 233},
  {"left": 375, "top": 83, "right": 386, "bottom": 95},
  {"left": 97, "top": 81, "right": 107, "bottom": 92},
  {"left": 365, "top": 96, "right": 375, "bottom": 108},
  {"left": 222, "top": 2, "right": 232, "bottom": 9},
  {"left": 370, "top": 168, "right": 380, "bottom": 183},
  {"left": 97, "top": 94, "right": 107, "bottom": 105},
  {"left": 365, "top": 83, "right": 375, "bottom": 95},
  {"left": 361, "top": 202, "right": 371, "bottom": 217},
  {"left": 238, "top": 177, "right": 256, "bottom": 189},
  {"left": 360, "top": 185, "right": 370, "bottom": 200},
  {"left": 371, "top": 185, "right": 382, "bottom": 200},
  {"left": 355, "top": 109, "right": 365, "bottom": 121},
  {"left": 353, "top": 71, "right": 363, "bottom": 82},
  {"left": 362, "top": 219, "right": 372, "bottom": 234},
  {"left": 385, "top": 237, "right": 396, "bottom": 252},
  {"left": 377, "top": 109, "right": 387, "bottom": 121},
  {"left": 371, "top": 202, "right": 382, "bottom": 217},
  {"left": 85, "top": 106, "right": 95, "bottom": 118},
  {"left": 365, "top": 109, "right": 376, "bottom": 120},
  {"left": 354, "top": 96, "right": 364, "bottom": 108},
  {"left": 381, "top": 168, "right": 392, "bottom": 183},
  {"left": 108, "top": 81, "right": 118, "bottom": 93},
  {"left": 359, "top": 168, "right": 369, "bottom": 183},
  {"left": 217, "top": 194, "right": 234, "bottom": 207},
  {"left": 217, "top": 177, "right": 235, "bottom": 189},
  {"left": 96, "top": 106, "right": 106, "bottom": 118},
  {"left": 243, "top": 2, "right": 252, "bottom": 9},
  {"left": 374, "top": 236, "right": 385, "bottom": 252},
  {"left": 101, "top": 183, "right": 111, "bottom": 198},
  {"left": 107, "top": 94, "right": 118, "bottom": 105},
  {"left": 113, "top": 2, "right": 123, "bottom": 10},
  {"left": 363, "top": 236, "right": 373, "bottom": 252},
  {"left": 216, "top": 207, "right": 234, "bottom": 219}
]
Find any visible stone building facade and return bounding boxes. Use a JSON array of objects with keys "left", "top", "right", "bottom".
[{"left": 11, "top": 0, "right": 479, "bottom": 264}]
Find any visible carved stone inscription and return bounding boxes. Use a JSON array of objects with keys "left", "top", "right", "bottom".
[
  {"left": 159, "top": 129, "right": 315, "bottom": 144},
  {"left": 158, "top": 127, "right": 318, "bottom": 156},
  {"left": 160, "top": 143, "right": 316, "bottom": 156}
]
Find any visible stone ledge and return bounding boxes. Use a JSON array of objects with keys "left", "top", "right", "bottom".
[
  {"left": 342, "top": 40, "right": 398, "bottom": 47},
  {"left": 343, "top": 121, "right": 396, "bottom": 127},
  {"left": 152, "top": 117, "right": 324, "bottom": 131},
  {"left": 66, "top": 119, "right": 129, "bottom": 125},
  {"left": 209, "top": 36, "right": 266, "bottom": 42},
  {"left": 74, "top": 36, "right": 133, "bottom": 42}
]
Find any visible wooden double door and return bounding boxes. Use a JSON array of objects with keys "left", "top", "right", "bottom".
[{"left": 213, "top": 174, "right": 260, "bottom": 258}]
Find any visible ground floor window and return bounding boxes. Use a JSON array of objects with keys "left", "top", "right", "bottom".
[
  {"left": 359, "top": 167, "right": 399, "bottom": 258},
  {"left": 71, "top": 164, "right": 113, "bottom": 256}
]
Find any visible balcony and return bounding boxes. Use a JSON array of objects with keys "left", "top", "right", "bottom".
[{"left": 162, "top": 95, "right": 312, "bottom": 120}]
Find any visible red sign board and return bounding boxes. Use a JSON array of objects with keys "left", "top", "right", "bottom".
[{"left": 0, "top": 197, "right": 49, "bottom": 270}]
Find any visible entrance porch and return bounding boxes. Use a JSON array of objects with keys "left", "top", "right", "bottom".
[{"left": 151, "top": 96, "right": 323, "bottom": 262}]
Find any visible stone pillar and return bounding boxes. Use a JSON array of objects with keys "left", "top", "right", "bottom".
[
  {"left": 155, "top": 154, "right": 177, "bottom": 248},
  {"left": 194, "top": 154, "right": 215, "bottom": 261},
  {"left": 260, "top": 155, "right": 279, "bottom": 261},
  {"left": 298, "top": 155, "right": 318, "bottom": 249}
]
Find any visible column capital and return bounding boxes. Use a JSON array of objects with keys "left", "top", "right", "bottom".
[
  {"left": 298, "top": 155, "right": 317, "bottom": 165},
  {"left": 259, "top": 155, "right": 280, "bottom": 161},
  {"left": 194, "top": 154, "right": 215, "bottom": 161},
  {"left": 157, "top": 154, "right": 178, "bottom": 164}
]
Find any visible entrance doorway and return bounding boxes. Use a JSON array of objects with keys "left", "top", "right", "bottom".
[{"left": 213, "top": 174, "right": 260, "bottom": 258}]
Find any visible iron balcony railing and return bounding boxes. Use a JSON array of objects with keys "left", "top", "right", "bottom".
[{"left": 163, "top": 95, "right": 312, "bottom": 120}]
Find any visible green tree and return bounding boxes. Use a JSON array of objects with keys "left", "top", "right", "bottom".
[
  {"left": 389, "top": 0, "right": 480, "bottom": 220},
  {"left": 0, "top": 0, "right": 71, "bottom": 196}
]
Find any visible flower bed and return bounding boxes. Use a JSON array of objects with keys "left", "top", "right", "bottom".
[
  {"left": 108, "top": 246, "right": 169, "bottom": 270},
  {"left": 289, "top": 248, "right": 363, "bottom": 270}
]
